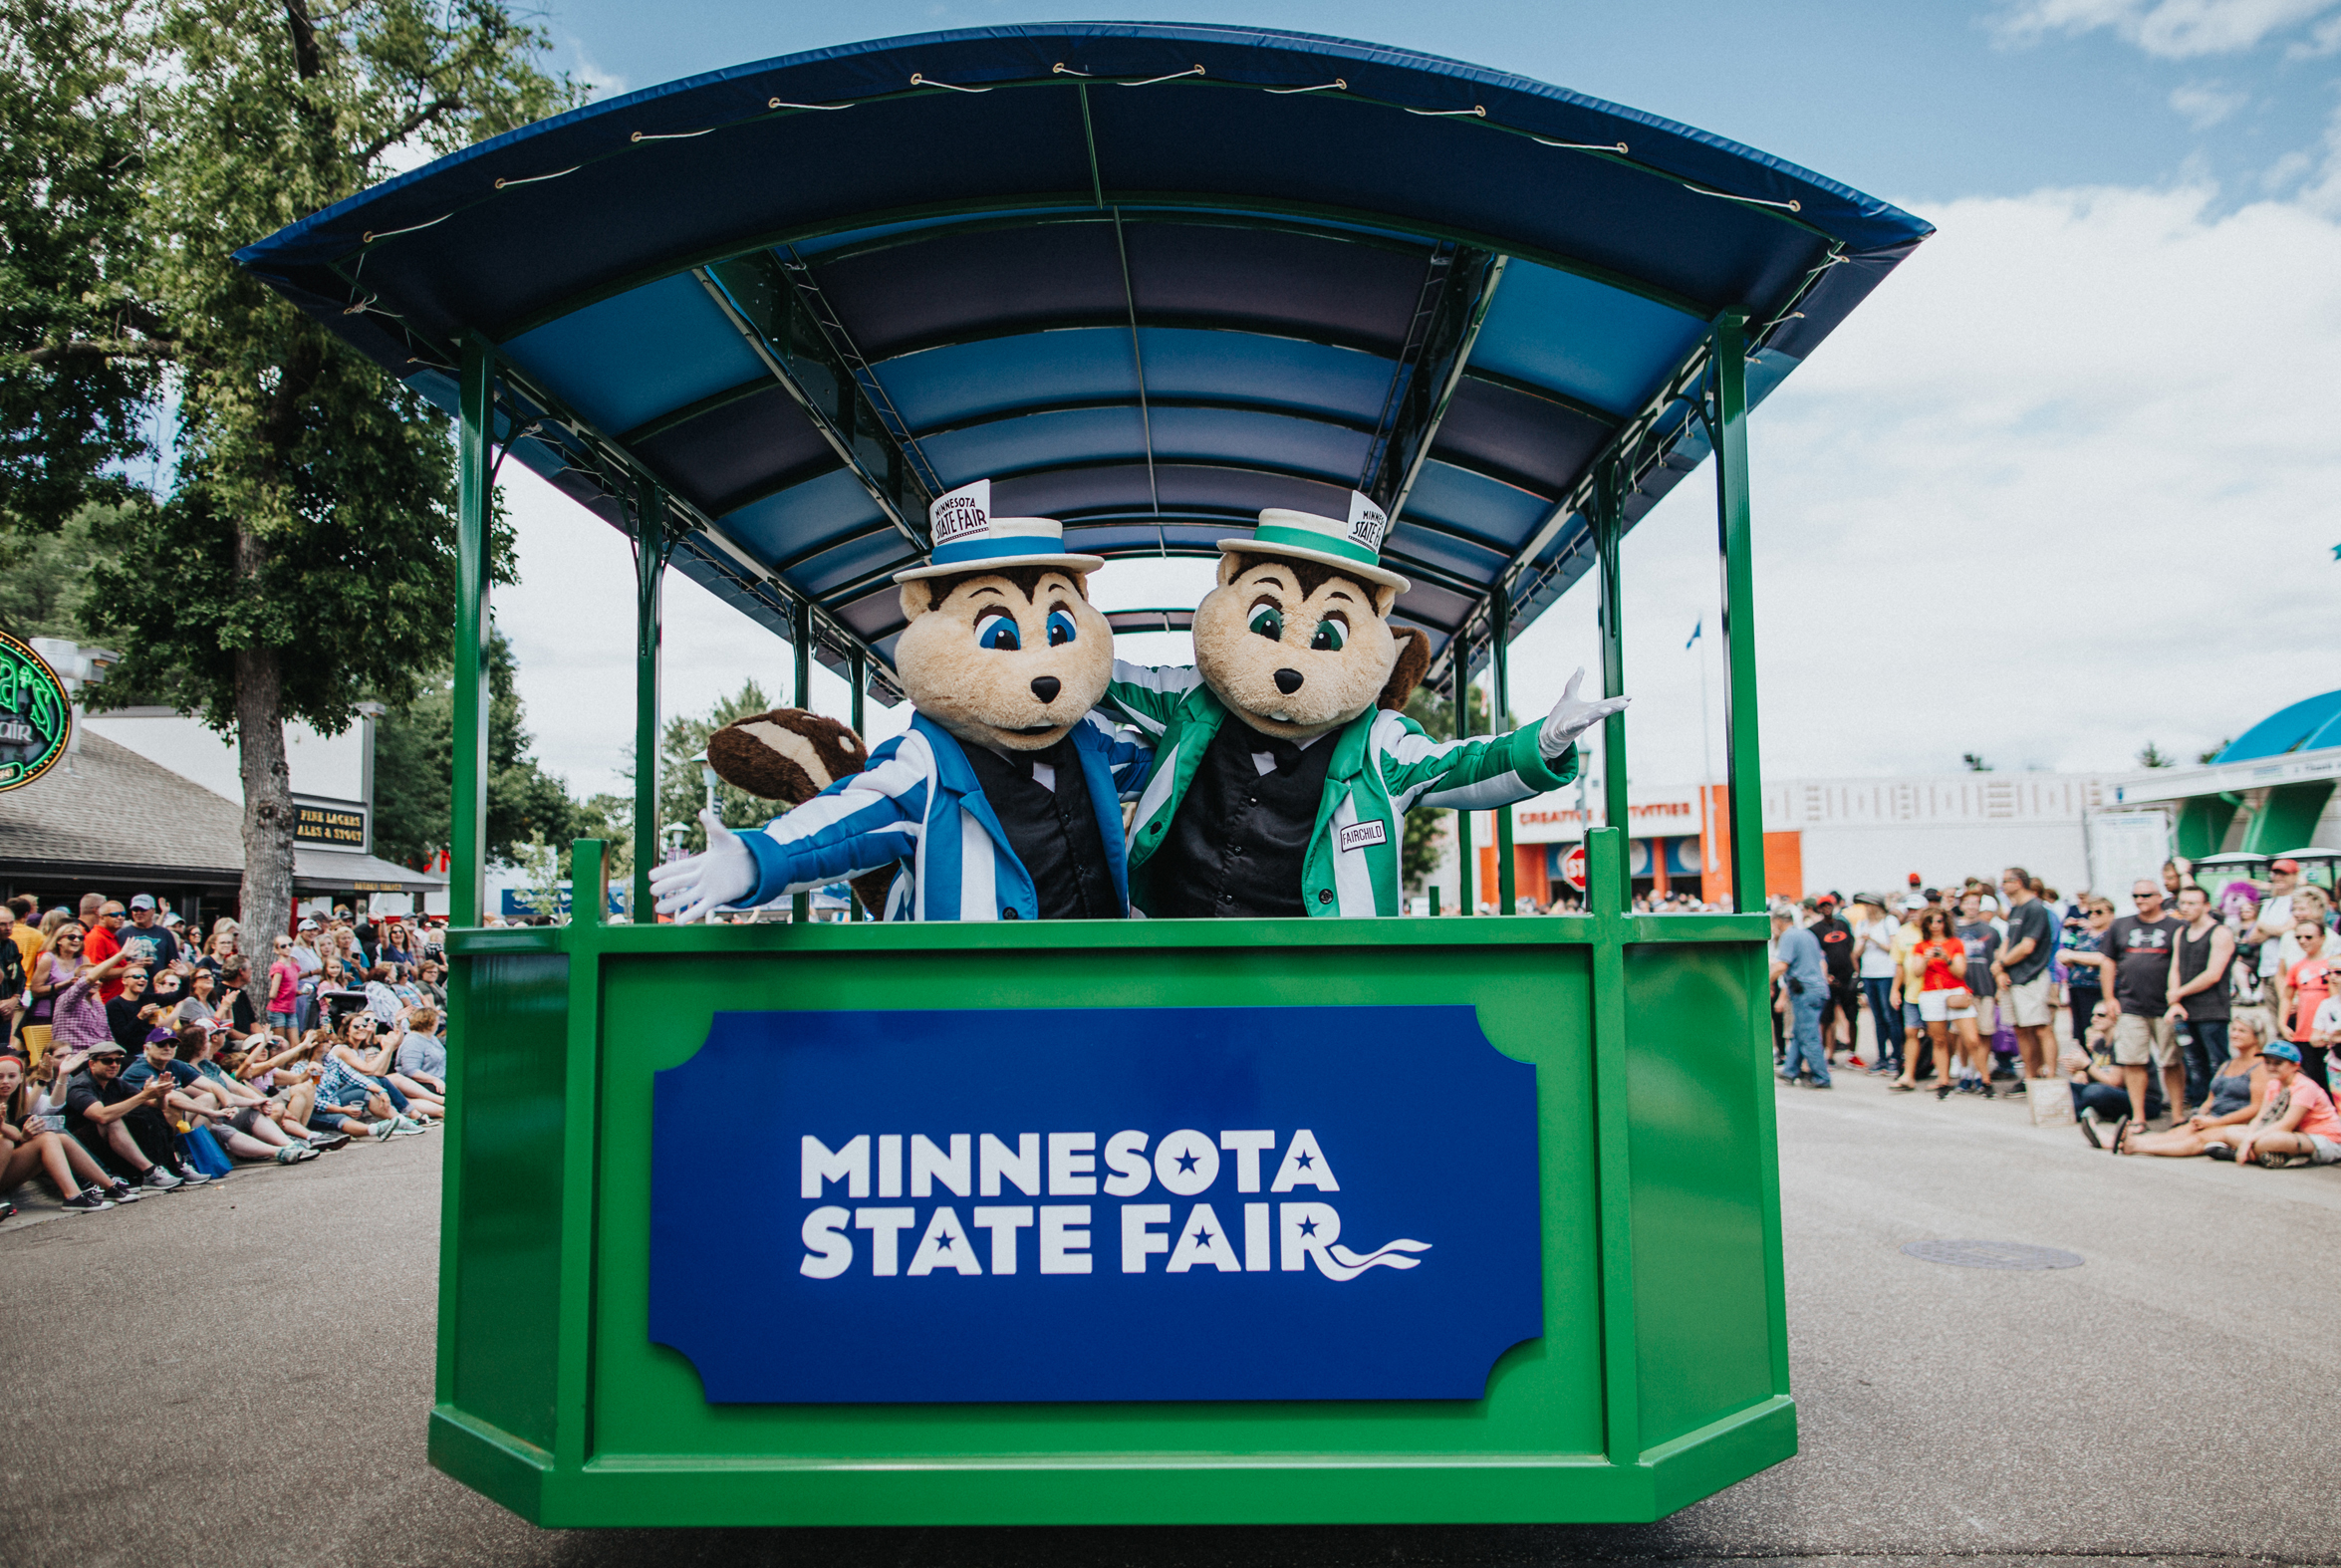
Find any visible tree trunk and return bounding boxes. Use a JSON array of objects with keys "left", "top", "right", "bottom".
[{"left": 235, "top": 528, "right": 296, "bottom": 942}]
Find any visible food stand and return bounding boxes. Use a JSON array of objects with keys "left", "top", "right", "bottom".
[{"left": 239, "top": 23, "right": 1930, "bottom": 1527}]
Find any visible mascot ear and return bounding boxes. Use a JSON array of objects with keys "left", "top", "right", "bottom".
[
  {"left": 1370, "top": 581, "right": 1400, "bottom": 619},
  {"left": 1376, "top": 628, "right": 1432, "bottom": 712},
  {"left": 1214, "top": 553, "right": 1244, "bottom": 588},
  {"left": 899, "top": 578, "right": 937, "bottom": 621}
]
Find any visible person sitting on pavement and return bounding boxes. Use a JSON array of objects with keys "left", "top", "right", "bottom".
[
  {"left": 390, "top": 1008, "right": 446, "bottom": 1105},
  {"left": 2063, "top": 1000, "right": 2131, "bottom": 1142},
  {"left": 0, "top": 1052, "right": 133, "bottom": 1213},
  {"left": 166, "top": 1025, "right": 325, "bottom": 1164},
  {"left": 2118, "top": 1038, "right": 2341, "bottom": 1166},
  {"left": 317, "top": 1015, "right": 428, "bottom": 1136},
  {"left": 2109, "top": 1009, "right": 2272, "bottom": 1157},
  {"left": 123, "top": 1025, "right": 314, "bottom": 1167},
  {"left": 63, "top": 1039, "right": 200, "bottom": 1191}
]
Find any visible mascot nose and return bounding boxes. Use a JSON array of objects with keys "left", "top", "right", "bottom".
[
  {"left": 1274, "top": 667, "right": 1304, "bottom": 695},
  {"left": 1030, "top": 675, "right": 1062, "bottom": 704}
]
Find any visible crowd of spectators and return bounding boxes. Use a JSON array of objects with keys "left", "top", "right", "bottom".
[
  {"left": 0, "top": 892, "right": 452, "bottom": 1223},
  {"left": 1768, "top": 858, "right": 2341, "bottom": 1171}
]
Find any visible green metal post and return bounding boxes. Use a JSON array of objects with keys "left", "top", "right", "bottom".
[
  {"left": 1594, "top": 465, "right": 1631, "bottom": 908},
  {"left": 451, "top": 337, "right": 494, "bottom": 928},
  {"left": 1584, "top": 825, "right": 1638, "bottom": 1464},
  {"left": 2174, "top": 794, "right": 2239, "bottom": 860},
  {"left": 792, "top": 600, "right": 813, "bottom": 925},
  {"left": 1713, "top": 317, "right": 1766, "bottom": 914},
  {"left": 1454, "top": 668, "right": 1474, "bottom": 916},
  {"left": 1493, "top": 589, "right": 1516, "bottom": 915},
  {"left": 436, "top": 332, "right": 493, "bottom": 1417},
  {"left": 632, "top": 479, "right": 668, "bottom": 924},
  {"left": 1714, "top": 313, "right": 1793, "bottom": 1405},
  {"left": 2242, "top": 781, "right": 2333, "bottom": 855}
]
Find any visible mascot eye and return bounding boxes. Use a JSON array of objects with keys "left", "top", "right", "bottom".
[
  {"left": 1248, "top": 606, "right": 1283, "bottom": 642},
  {"left": 1045, "top": 609, "right": 1078, "bottom": 647},
  {"left": 1310, "top": 620, "right": 1347, "bottom": 653},
  {"left": 975, "top": 611, "right": 1021, "bottom": 652}
]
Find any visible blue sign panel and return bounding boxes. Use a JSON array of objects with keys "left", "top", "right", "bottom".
[{"left": 650, "top": 1006, "right": 1543, "bottom": 1404}]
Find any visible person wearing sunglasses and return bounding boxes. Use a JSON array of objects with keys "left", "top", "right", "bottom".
[{"left": 21, "top": 921, "right": 89, "bottom": 1067}]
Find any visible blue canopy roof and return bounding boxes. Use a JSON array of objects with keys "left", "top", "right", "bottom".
[
  {"left": 2217, "top": 689, "right": 2341, "bottom": 763},
  {"left": 238, "top": 22, "right": 1930, "bottom": 698}
]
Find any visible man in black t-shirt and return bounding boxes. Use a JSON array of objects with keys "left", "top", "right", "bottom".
[
  {"left": 63, "top": 1043, "right": 194, "bottom": 1189},
  {"left": 1997, "top": 868, "right": 2058, "bottom": 1080},
  {"left": 2102, "top": 879, "right": 2186, "bottom": 1128},
  {"left": 1803, "top": 897, "right": 1859, "bottom": 1063}
]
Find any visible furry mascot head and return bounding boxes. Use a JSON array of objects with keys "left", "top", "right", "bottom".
[{"left": 1192, "top": 494, "right": 1431, "bottom": 736}]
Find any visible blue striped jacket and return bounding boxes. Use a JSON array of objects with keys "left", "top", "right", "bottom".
[{"left": 735, "top": 713, "right": 1155, "bottom": 920}]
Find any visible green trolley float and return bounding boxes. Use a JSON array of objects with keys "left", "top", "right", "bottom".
[{"left": 240, "top": 23, "right": 1930, "bottom": 1530}]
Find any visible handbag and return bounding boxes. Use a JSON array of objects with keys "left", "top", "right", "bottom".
[{"left": 1944, "top": 986, "right": 1973, "bottom": 1009}]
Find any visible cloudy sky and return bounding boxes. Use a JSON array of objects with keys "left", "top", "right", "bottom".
[{"left": 488, "top": 0, "right": 2341, "bottom": 800}]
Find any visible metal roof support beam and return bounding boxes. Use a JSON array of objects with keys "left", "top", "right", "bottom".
[
  {"left": 696, "top": 256, "right": 934, "bottom": 554},
  {"left": 631, "top": 472, "right": 675, "bottom": 921},
  {"left": 1367, "top": 249, "right": 1507, "bottom": 524}
]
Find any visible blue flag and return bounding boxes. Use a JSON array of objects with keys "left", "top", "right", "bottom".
[{"left": 1686, "top": 619, "right": 1701, "bottom": 650}]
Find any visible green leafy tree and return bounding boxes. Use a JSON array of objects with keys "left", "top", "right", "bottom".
[
  {"left": 33, "top": 0, "right": 578, "bottom": 941},
  {"left": 657, "top": 679, "right": 784, "bottom": 854},
  {"left": 371, "top": 629, "right": 576, "bottom": 871},
  {"left": 0, "top": 0, "right": 163, "bottom": 534},
  {"left": 0, "top": 503, "right": 115, "bottom": 641},
  {"left": 2138, "top": 740, "right": 2175, "bottom": 769}
]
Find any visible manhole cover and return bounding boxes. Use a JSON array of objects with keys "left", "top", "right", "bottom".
[{"left": 1901, "top": 1239, "right": 2083, "bottom": 1270}]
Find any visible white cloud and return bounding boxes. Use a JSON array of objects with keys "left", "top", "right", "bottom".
[
  {"left": 563, "top": 39, "right": 628, "bottom": 100},
  {"left": 496, "top": 181, "right": 2341, "bottom": 809},
  {"left": 2286, "top": 8, "right": 2341, "bottom": 51},
  {"left": 1992, "top": 0, "right": 2341, "bottom": 57},
  {"left": 1568, "top": 179, "right": 2341, "bottom": 785},
  {"left": 2169, "top": 78, "right": 2250, "bottom": 126}
]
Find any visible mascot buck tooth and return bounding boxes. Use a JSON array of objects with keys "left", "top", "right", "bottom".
[
  {"left": 1104, "top": 490, "right": 1630, "bottom": 917},
  {"left": 649, "top": 480, "right": 1152, "bottom": 922}
]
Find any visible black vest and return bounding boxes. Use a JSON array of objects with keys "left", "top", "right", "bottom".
[
  {"left": 1150, "top": 716, "right": 1334, "bottom": 918},
  {"left": 961, "top": 735, "right": 1122, "bottom": 920}
]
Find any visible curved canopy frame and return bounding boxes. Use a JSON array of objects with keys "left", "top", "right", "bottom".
[
  {"left": 241, "top": 22, "right": 1927, "bottom": 689},
  {"left": 240, "top": 22, "right": 1928, "bottom": 921}
]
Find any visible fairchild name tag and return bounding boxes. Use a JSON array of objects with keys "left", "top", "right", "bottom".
[{"left": 1338, "top": 820, "right": 1388, "bottom": 852}]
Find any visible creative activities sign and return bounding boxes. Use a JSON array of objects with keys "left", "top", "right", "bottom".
[{"left": 650, "top": 1006, "right": 1543, "bottom": 1404}]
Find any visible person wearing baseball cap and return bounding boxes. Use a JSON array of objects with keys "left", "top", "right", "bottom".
[{"left": 118, "top": 894, "right": 181, "bottom": 973}]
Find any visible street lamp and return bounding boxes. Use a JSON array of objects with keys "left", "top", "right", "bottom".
[{"left": 692, "top": 751, "right": 718, "bottom": 816}]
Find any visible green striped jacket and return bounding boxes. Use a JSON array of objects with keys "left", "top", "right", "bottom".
[{"left": 1103, "top": 662, "right": 1581, "bottom": 917}]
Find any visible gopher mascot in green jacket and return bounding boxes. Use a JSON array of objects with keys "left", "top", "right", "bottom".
[{"left": 1104, "top": 491, "right": 1629, "bottom": 917}]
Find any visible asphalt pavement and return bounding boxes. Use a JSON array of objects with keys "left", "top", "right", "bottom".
[{"left": 2, "top": 1069, "right": 2335, "bottom": 1568}]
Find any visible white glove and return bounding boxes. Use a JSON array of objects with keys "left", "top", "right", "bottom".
[
  {"left": 1538, "top": 666, "right": 1631, "bottom": 757},
  {"left": 646, "top": 809, "right": 757, "bottom": 924}
]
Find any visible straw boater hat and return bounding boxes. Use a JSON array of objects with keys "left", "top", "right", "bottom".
[
  {"left": 1220, "top": 488, "right": 1411, "bottom": 594},
  {"left": 893, "top": 479, "right": 1103, "bottom": 584}
]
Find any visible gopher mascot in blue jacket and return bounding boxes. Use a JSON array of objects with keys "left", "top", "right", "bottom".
[{"left": 649, "top": 480, "right": 1151, "bottom": 922}]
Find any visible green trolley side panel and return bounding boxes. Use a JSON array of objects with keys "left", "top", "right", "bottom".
[
  {"left": 450, "top": 953, "right": 571, "bottom": 1449},
  {"left": 1624, "top": 943, "right": 1782, "bottom": 1450},
  {"left": 431, "top": 918, "right": 1793, "bottom": 1527}
]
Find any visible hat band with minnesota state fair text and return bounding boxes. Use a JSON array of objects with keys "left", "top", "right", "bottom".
[
  {"left": 895, "top": 478, "right": 1104, "bottom": 583},
  {"left": 1249, "top": 490, "right": 1389, "bottom": 571}
]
